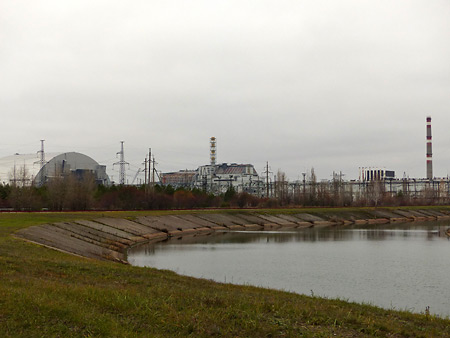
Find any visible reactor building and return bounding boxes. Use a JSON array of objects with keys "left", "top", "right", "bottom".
[{"left": 0, "top": 152, "right": 110, "bottom": 187}]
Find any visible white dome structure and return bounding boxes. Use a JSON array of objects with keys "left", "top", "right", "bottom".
[{"left": 0, "top": 152, "right": 110, "bottom": 186}]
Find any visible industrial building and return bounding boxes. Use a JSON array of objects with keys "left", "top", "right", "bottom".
[
  {"left": 0, "top": 152, "right": 110, "bottom": 187},
  {"left": 193, "top": 163, "right": 262, "bottom": 194},
  {"left": 160, "top": 164, "right": 262, "bottom": 193},
  {"left": 160, "top": 170, "right": 197, "bottom": 188},
  {"left": 159, "top": 137, "right": 262, "bottom": 194},
  {"left": 359, "top": 168, "right": 395, "bottom": 182}
]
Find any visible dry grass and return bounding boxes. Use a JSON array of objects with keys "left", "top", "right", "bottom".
[{"left": 1, "top": 208, "right": 449, "bottom": 337}]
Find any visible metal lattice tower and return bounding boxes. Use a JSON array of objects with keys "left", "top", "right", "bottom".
[
  {"left": 426, "top": 117, "right": 433, "bottom": 180},
  {"left": 210, "top": 137, "right": 216, "bottom": 166},
  {"left": 34, "top": 139, "right": 47, "bottom": 185},
  {"left": 114, "top": 141, "right": 129, "bottom": 185}
]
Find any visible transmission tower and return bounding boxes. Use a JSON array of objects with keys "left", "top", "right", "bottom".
[
  {"left": 113, "top": 141, "right": 129, "bottom": 185},
  {"left": 34, "top": 140, "right": 47, "bottom": 185},
  {"left": 263, "top": 161, "right": 272, "bottom": 198}
]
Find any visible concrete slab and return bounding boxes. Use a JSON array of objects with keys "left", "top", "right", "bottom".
[
  {"left": 372, "top": 210, "right": 403, "bottom": 220},
  {"left": 193, "top": 227, "right": 215, "bottom": 233},
  {"left": 95, "top": 218, "right": 156, "bottom": 236},
  {"left": 169, "top": 228, "right": 197, "bottom": 236},
  {"left": 296, "top": 222, "right": 315, "bottom": 228},
  {"left": 293, "top": 213, "right": 327, "bottom": 222},
  {"left": 256, "top": 214, "right": 297, "bottom": 227},
  {"left": 241, "top": 224, "right": 263, "bottom": 230},
  {"left": 76, "top": 220, "right": 147, "bottom": 242},
  {"left": 262, "top": 223, "right": 282, "bottom": 230},
  {"left": 175, "top": 214, "right": 218, "bottom": 228},
  {"left": 412, "top": 210, "right": 436, "bottom": 217},
  {"left": 389, "top": 217, "right": 412, "bottom": 223},
  {"left": 405, "top": 210, "right": 435, "bottom": 220},
  {"left": 157, "top": 215, "right": 201, "bottom": 230},
  {"left": 134, "top": 216, "right": 179, "bottom": 232},
  {"left": 368, "top": 218, "right": 390, "bottom": 224},
  {"left": 53, "top": 222, "right": 126, "bottom": 251},
  {"left": 312, "top": 221, "right": 337, "bottom": 227},
  {"left": 341, "top": 220, "right": 354, "bottom": 225},
  {"left": 141, "top": 232, "right": 168, "bottom": 242},
  {"left": 275, "top": 214, "right": 305, "bottom": 223},
  {"left": 423, "top": 210, "right": 446, "bottom": 217},
  {"left": 70, "top": 221, "right": 134, "bottom": 246},
  {"left": 42, "top": 224, "right": 126, "bottom": 252},
  {"left": 209, "top": 226, "right": 229, "bottom": 231},
  {"left": 52, "top": 224, "right": 121, "bottom": 252},
  {"left": 391, "top": 210, "right": 416, "bottom": 219},
  {"left": 226, "top": 224, "right": 246, "bottom": 230},
  {"left": 216, "top": 214, "right": 253, "bottom": 226},
  {"left": 276, "top": 215, "right": 314, "bottom": 228},
  {"left": 195, "top": 214, "right": 240, "bottom": 227},
  {"left": 16, "top": 225, "right": 125, "bottom": 262},
  {"left": 234, "top": 213, "right": 268, "bottom": 225}
]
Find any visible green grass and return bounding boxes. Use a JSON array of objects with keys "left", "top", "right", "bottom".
[{"left": 1, "top": 208, "right": 450, "bottom": 337}]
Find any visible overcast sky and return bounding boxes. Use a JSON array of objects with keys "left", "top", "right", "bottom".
[{"left": 1, "top": 0, "right": 449, "bottom": 183}]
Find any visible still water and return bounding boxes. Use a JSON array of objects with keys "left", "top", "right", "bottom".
[{"left": 128, "top": 222, "right": 450, "bottom": 317}]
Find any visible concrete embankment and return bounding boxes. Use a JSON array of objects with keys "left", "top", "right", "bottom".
[{"left": 14, "top": 208, "right": 450, "bottom": 263}]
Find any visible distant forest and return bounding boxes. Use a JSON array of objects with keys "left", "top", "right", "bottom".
[{"left": 0, "top": 173, "right": 444, "bottom": 211}]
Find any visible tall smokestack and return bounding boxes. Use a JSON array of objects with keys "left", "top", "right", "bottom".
[
  {"left": 210, "top": 137, "right": 216, "bottom": 166},
  {"left": 426, "top": 116, "right": 433, "bottom": 180}
]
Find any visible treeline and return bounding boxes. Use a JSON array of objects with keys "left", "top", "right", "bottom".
[
  {"left": 0, "top": 176, "right": 446, "bottom": 212},
  {"left": 0, "top": 180, "right": 271, "bottom": 211}
]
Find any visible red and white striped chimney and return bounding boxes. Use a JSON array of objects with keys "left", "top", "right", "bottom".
[{"left": 426, "top": 116, "right": 433, "bottom": 180}]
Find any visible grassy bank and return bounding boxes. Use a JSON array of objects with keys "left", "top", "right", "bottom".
[{"left": 1, "top": 208, "right": 450, "bottom": 337}]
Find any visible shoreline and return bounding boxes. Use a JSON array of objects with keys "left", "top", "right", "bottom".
[
  {"left": 14, "top": 207, "right": 450, "bottom": 263},
  {"left": 3, "top": 207, "right": 450, "bottom": 336}
]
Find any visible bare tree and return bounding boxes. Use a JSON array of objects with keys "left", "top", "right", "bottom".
[
  {"left": 46, "top": 175, "right": 67, "bottom": 211},
  {"left": 8, "top": 164, "right": 40, "bottom": 210},
  {"left": 275, "top": 170, "right": 289, "bottom": 205},
  {"left": 308, "top": 168, "right": 317, "bottom": 205},
  {"left": 64, "top": 172, "right": 96, "bottom": 210}
]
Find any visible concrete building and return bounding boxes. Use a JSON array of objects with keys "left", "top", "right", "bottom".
[
  {"left": 0, "top": 152, "right": 110, "bottom": 187},
  {"left": 359, "top": 167, "right": 395, "bottom": 181},
  {"left": 160, "top": 170, "right": 196, "bottom": 188},
  {"left": 193, "top": 163, "right": 262, "bottom": 194}
]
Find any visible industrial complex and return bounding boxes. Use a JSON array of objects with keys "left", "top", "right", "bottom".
[
  {"left": 0, "top": 117, "right": 448, "bottom": 203},
  {"left": 161, "top": 138, "right": 261, "bottom": 194},
  {"left": 0, "top": 141, "right": 110, "bottom": 187},
  {"left": 160, "top": 117, "right": 448, "bottom": 202}
]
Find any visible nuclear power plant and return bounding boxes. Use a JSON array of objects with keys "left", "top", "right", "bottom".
[
  {"left": 162, "top": 117, "right": 449, "bottom": 201},
  {"left": 0, "top": 117, "right": 448, "bottom": 203},
  {"left": 0, "top": 141, "right": 110, "bottom": 187},
  {"left": 161, "top": 137, "right": 262, "bottom": 194}
]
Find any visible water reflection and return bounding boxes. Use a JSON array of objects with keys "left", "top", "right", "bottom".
[
  {"left": 140, "top": 223, "right": 449, "bottom": 247},
  {"left": 128, "top": 221, "right": 450, "bottom": 317}
]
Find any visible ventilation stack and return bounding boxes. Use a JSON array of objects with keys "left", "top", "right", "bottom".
[
  {"left": 210, "top": 137, "right": 216, "bottom": 166},
  {"left": 426, "top": 117, "right": 433, "bottom": 180},
  {"left": 36, "top": 140, "right": 46, "bottom": 184}
]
